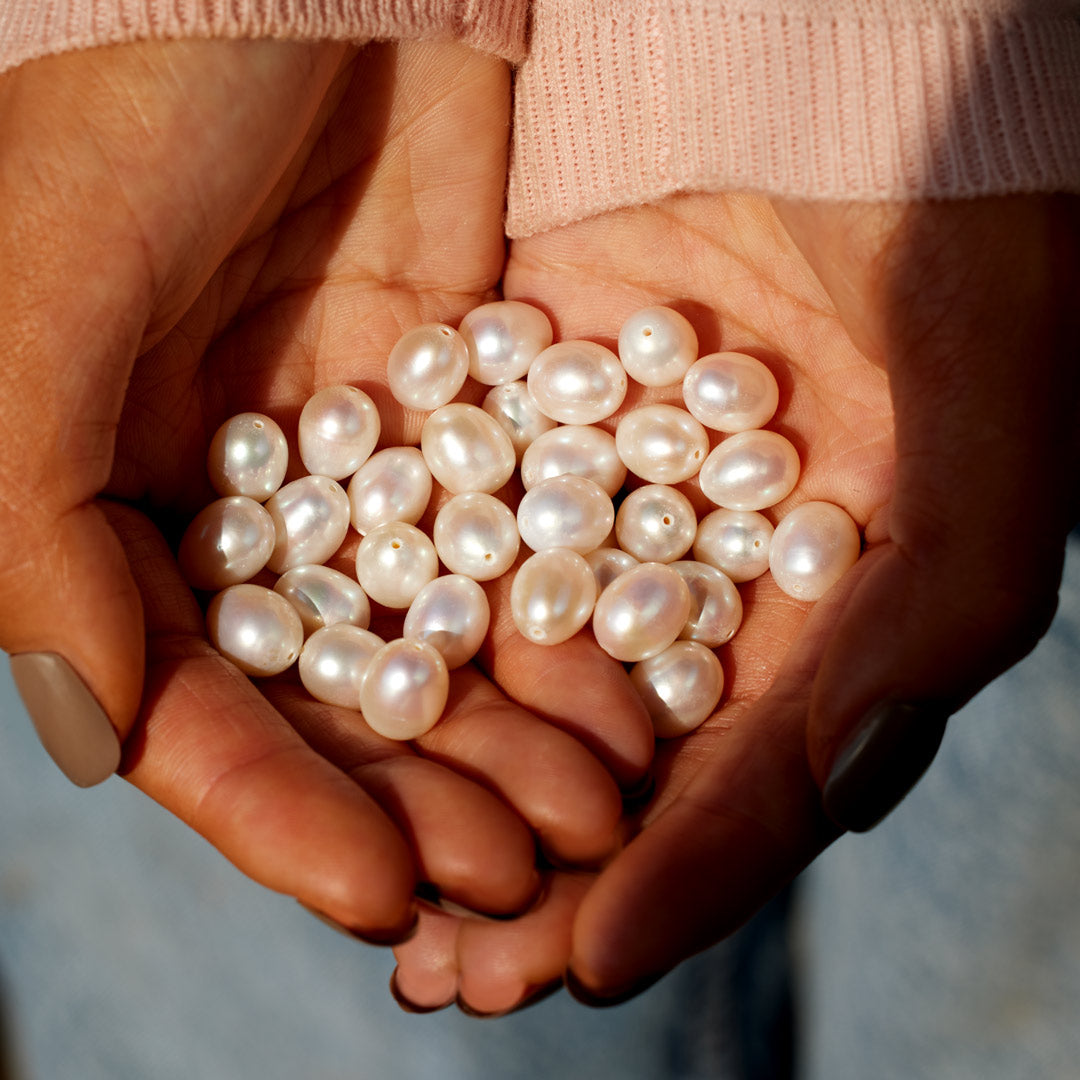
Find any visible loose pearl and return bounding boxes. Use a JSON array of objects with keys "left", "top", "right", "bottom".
[
  {"left": 615, "top": 404, "right": 709, "bottom": 484},
  {"left": 699, "top": 429, "right": 800, "bottom": 511},
  {"left": 354, "top": 522, "right": 439, "bottom": 609},
  {"left": 682, "top": 352, "right": 779, "bottom": 433},
  {"left": 592, "top": 562, "right": 692, "bottom": 662},
  {"left": 630, "top": 641, "right": 724, "bottom": 737},
  {"left": 387, "top": 323, "right": 469, "bottom": 410},
  {"left": 359, "top": 638, "right": 449, "bottom": 741},
  {"left": 403, "top": 575, "right": 490, "bottom": 669},
  {"left": 769, "top": 501, "right": 861, "bottom": 601},
  {"left": 617, "top": 305, "right": 698, "bottom": 387},
  {"left": 459, "top": 300, "right": 554, "bottom": 385},
  {"left": 519, "top": 424, "right": 626, "bottom": 497},
  {"left": 264, "top": 475, "right": 351, "bottom": 574},
  {"left": 527, "top": 340, "right": 627, "bottom": 424},
  {"left": 206, "top": 583, "right": 304, "bottom": 677},
  {"left": 614, "top": 485, "right": 697, "bottom": 563},
  {"left": 432, "top": 491, "right": 520, "bottom": 581},
  {"left": 482, "top": 381, "right": 557, "bottom": 461},
  {"left": 420, "top": 403, "right": 516, "bottom": 495},
  {"left": 207, "top": 412, "right": 288, "bottom": 501},
  {"left": 297, "top": 385, "right": 380, "bottom": 480},
  {"left": 510, "top": 548, "right": 597, "bottom": 646},
  {"left": 347, "top": 447, "right": 432, "bottom": 536},
  {"left": 273, "top": 564, "right": 371, "bottom": 636},
  {"left": 671, "top": 561, "right": 743, "bottom": 646},
  {"left": 693, "top": 508, "right": 774, "bottom": 583},
  {"left": 516, "top": 475, "right": 614, "bottom": 555},
  {"left": 585, "top": 547, "right": 639, "bottom": 593},
  {"left": 178, "top": 496, "right": 276, "bottom": 591},
  {"left": 298, "top": 624, "right": 385, "bottom": 708}
]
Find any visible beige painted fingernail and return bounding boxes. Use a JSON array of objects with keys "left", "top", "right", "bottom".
[{"left": 9, "top": 652, "right": 121, "bottom": 787}]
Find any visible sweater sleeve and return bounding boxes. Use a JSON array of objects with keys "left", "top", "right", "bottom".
[{"left": 506, "top": 0, "right": 1080, "bottom": 236}]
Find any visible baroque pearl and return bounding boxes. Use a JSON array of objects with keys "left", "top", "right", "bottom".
[
  {"left": 403, "top": 575, "right": 490, "bottom": 669},
  {"left": 482, "top": 380, "right": 557, "bottom": 461},
  {"left": 459, "top": 300, "right": 553, "bottom": 385},
  {"left": 617, "top": 306, "right": 698, "bottom": 387},
  {"left": 769, "top": 501, "right": 861, "bottom": 601},
  {"left": 178, "top": 496, "right": 275, "bottom": 591},
  {"left": 592, "top": 562, "right": 691, "bottom": 662},
  {"left": 347, "top": 447, "right": 432, "bottom": 536},
  {"left": 207, "top": 584, "right": 304, "bottom": 677},
  {"left": 298, "top": 624, "right": 384, "bottom": 708},
  {"left": 273, "top": 564, "right": 371, "bottom": 636},
  {"left": 516, "top": 475, "right": 614, "bottom": 555},
  {"left": 387, "top": 323, "right": 469, "bottom": 410},
  {"left": 359, "top": 638, "right": 449, "bottom": 741},
  {"left": 207, "top": 412, "right": 288, "bottom": 501},
  {"left": 682, "top": 352, "right": 779, "bottom": 433},
  {"left": 519, "top": 424, "right": 626, "bottom": 497},
  {"left": 630, "top": 640, "right": 724, "bottom": 737},
  {"left": 693, "top": 508, "right": 774, "bottom": 583},
  {"left": 671, "top": 561, "right": 743, "bottom": 646},
  {"left": 615, "top": 404, "right": 708, "bottom": 484},
  {"left": 432, "top": 491, "right": 520, "bottom": 581},
  {"left": 264, "top": 475, "right": 351, "bottom": 574},
  {"left": 699, "top": 429, "right": 800, "bottom": 511},
  {"left": 420, "top": 403, "right": 516, "bottom": 495},
  {"left": 614, "top": 485, "right": 697, "bottom": 563},
  {"left": 355, "top": 522, "right": 439, "bottom": 609},
  {"left": 510, "top": 548, "right": 597, "bottom": 645},
  {"left": 527, "top": 340, "right": 627, "bottom": 424},
  {"left": 585, "top": 547, "right": 639, "bottom": 593},
  {"left": 297, "top": 385, "right": 380, "bottom": 480}
]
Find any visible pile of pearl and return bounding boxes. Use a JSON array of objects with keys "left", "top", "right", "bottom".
[{"left": 180, "top": 301, "right": 862, "bottom": 743}]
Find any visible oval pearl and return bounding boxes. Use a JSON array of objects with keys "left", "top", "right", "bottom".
[
  {"left": 298, "top": 624, "right": 385, "bottom": 708},
  {"left": 519, "top": 425, "right": 627, "bottom": 497},
  {"left": 614, "top": 485, "right": 697, "bottom": 564},
  {"left": 615, "top": 404, "right": 709, "bottom": 484},
  {"left": 420, "top": 403, "right": 516, "bottom": 495},
  {"left": 630, "top": 641, "right": 724, "bottom": 737},
  {"left": 769, "top": 501, "right": 861, "bottom": 601},
  {"left": 617, "top": 306, "right": 698, "bottom": 387},
  {"left": 585, "top": 547, "right": 639, "bottom": 593},
  {"left": 432, "top": 491, "right": 520, "bottom": 581},
  {"left": 206, "top": 412, "right": 288, "bottom": 501},
  {"left": 297, "top": 385, "right": 381, "bottom": 480},
  {"left": 403, "top": 575, "right": 490, "bottom": 669},
  {"left": 273, "top": 564, "right": 371, "bottom": 636},
  {"left": 699, "top": 429, "right": 800, "bottom": 512},
  {"left": 516, "top": 475, "right": 614, "bottom": 555},
  {"left": 359, "top": 638, "right": 449, "bottom": 741},
  {"left": 682, "top": 352, "right": 779, "bottom": 433},
  {"left": 670, "top": 561, "right": 743, "bottom": 647},
  {"left": 354, "top": 522, "right": 438, "bottom": 609},
  {"left": 206, "top": 583, "right": 304, "bottom": 677},
  {"left": 481, "top": 381, "right": 557, "bottom": 461},
  {"left": 387, "top": 323, "right": 469, "bottom": 410},
  {"left": 527, "top": 340, "right": 627, "bottom": 424},
  {"left": 509, "top": 548, "right": 597, "bottom": 646},
  {"left": 459, "top": 300, "right": 554, "bottom": 385},
  {"left": 347, "top": 446, "right": 432, "bottom": 536},
  {"left": 178, "top": 496, "right": 275, "bottom": 591},
  {"left": 264, "top": 475, "right": 351, "bottom": 574},
  {"left": 693, "top": 508, "right": 774, "bottom": 583},
  {"left": 592, "top": 562, "right": 692, "bottom": 662}
]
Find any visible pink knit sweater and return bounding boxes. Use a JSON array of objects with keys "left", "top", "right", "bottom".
[{"left": 3, "top": 0, "right": 1079, "bottom": 236}]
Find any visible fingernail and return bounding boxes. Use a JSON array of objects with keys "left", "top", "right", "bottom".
[
  {"left": 415, "top": 873, "right": 547, "bottom": 922},
  {"left": 9, "top": 652, "right": 121, "bottom": 787},
  {"left": 822, "top": 701, "right": 948, "bottom": 832},
  {"left": 389, "top": 968, "right": 454, "bottom": 1015},
  {"left": 297, "top": 900, "right": 418, "bottom": 946},
  {"left": 563, "top": 966, "right": 663, "bottom": 1008}
]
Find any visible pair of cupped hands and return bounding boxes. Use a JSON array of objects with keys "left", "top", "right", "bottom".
[{"left": 1, "top": 37, "right": 1077, "bottom": 1015}]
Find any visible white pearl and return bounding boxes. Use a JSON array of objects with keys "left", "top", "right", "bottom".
[
  {"left": 403, "top": 575, "right": 490, "bottom": 669},
  {"left": 519, "top": 424, "right": 627, "bottom": 497},
  {"left": 670, "top": 561, "right": 743, "bottom": 646},
  {"left": 432, "top": 491, "right": 520, "bottom": 581},
  {"left": 347, "top": 446, "right": 432, "bottom": 536},
  {"left": 354, "top": 522, "right": 438, "bottom": 609},
  {"left": 387, "top": 323, "right": 469, "bottom": 410},
  {"left": 617, "top": 306, "right": 698, "bottom": 387},
  {"left": 206, "top": 413, "right": 288, "bottom": 501},
  {"left": 509, "top": 548, "right": 597, "bottom": 646},
  {"left": 682, "top": 352, "right": 779, "bottom": 433},
  {"left": 297, "top": 385, "right": 380, "bottom": 480},
  {"left": 591, "top": 562, "right": 691, "bottom": 662},
  {"left": 420, "top": 403, "right": 516, "bottom": 495},
  {"left": 768, "top": 501, "right": 861, "bottom": 601},
  {"left": 693, "top": 508, "right": 774, "bottom": 583},
  {"left": 516, "top": 475, "right": 614, "bottom": 555},
  {"left": 699, "top": 429, "right": 800, "bottom": 511},
  {"left": 359, "top": 638, "right": 449, "bottom": 741},
  {"left": 481, "top": 381, "right": 557, "bottom": 461},
  {"left": 298, "top": 624, "right": 385, "bottom": 708},
  {"left": 614, "top": 485, "right": 697, "bottom": 563},
  {"left": 630, "top": 641, "right": 724, "bottom": 737},
  {"left": 584, "top": 547, "right": 639, "bottom": 593},
  {"left": 459, "top": 300, "right": 553, "bottom": 385},
  {"left": 264, "top": 475, "right": 351, "bottom": 574},
  {"left": 527, "top": 340, "right": 627, "bottom": 424},
  {"left": 178, "top": 496, "right": 275, "bottom": 591},
  {"left": 206, "top": 583, "right": 304, "bottom": 677},
  {"left": 273, "top": 564, "right": 371, "bottom": 636},
  {"left": 615, "top": 404, "right": 709, "bottom": 484}
]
